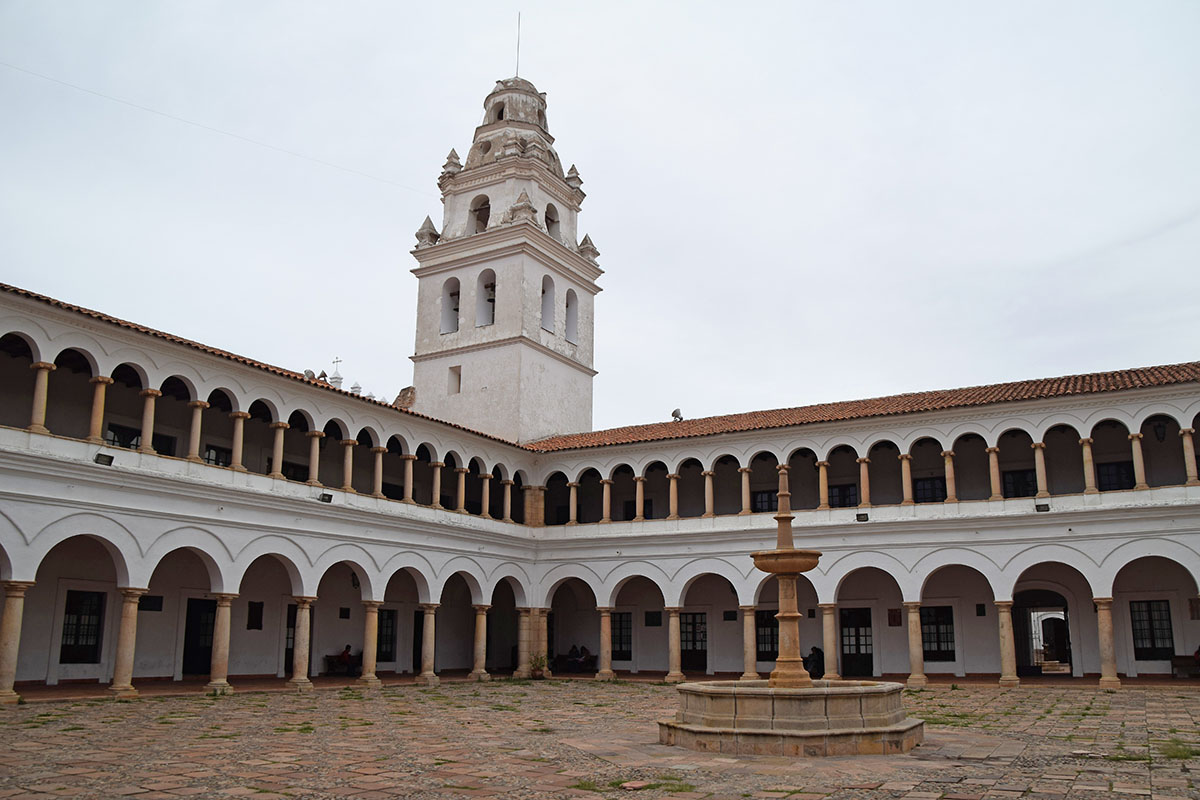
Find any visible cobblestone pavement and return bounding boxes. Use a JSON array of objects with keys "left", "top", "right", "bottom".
[{"left": 2, "top": 680, "right": 1200, "bottom": 799}]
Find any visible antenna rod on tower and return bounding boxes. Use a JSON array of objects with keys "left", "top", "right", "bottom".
[{"left": 516, "top": 12, "right": 521, "bottom": 77}]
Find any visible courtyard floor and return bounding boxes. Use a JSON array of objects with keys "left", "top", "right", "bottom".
[{"left": 3, "top": 680, "right": 1200, "bottom": 799}]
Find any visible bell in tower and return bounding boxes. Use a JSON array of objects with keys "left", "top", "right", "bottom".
[{"left": 407, "top": 78, "right": 603, "bottom": 444}]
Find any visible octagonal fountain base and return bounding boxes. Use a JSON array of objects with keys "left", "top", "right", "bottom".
[{"left": 658, "top": 680, "right": 923, "bottom": 757}]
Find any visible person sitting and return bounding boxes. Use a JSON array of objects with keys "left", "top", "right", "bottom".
[{"left": 803, "top": 646, "right": 825, "bottom": 679}]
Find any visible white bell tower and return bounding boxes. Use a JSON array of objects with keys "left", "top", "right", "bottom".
[{"left": 408, "top": 77, "right": 602, "bottom": 444}]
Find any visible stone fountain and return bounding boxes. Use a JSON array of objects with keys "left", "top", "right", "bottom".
[{"left": 658, "top": 465, "right": 924, "bottom": 757}]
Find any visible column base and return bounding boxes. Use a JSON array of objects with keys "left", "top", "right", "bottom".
[
  {"left": 998, "top": 676, "right": 1020, "bottom": 688},
  {"left": 501, "top": 517, "right": 513, "bottom": 523},
  {"left": 431, "top": 503, "right": 443, "bottom": 510},
  {"left": 700, "top": 513, "right": 713, "bottom": 519},
  {"left": 666, "top": 515, "right": 679, "bottom": 520},
  {"left": 989, "top": 494, "right": 1003, "bottom": 501},
  {"left": 632, "top": 516, "right": 645, "bottom": 522},
  {"left": 1134, "top": 484, "right": 1149, "bottom": 491},
  {"left": 400, "top": 497, "right": 416, "bottom": 504},
  {"left": 1186, "top": 479, "right": 1200, "bottom": 487},
  {"left": 823, "top": 672, "right": 841, "bottom": 681},
  {"left": 664, "top": 672, "right": 685, "bottom": 683},
  {"left": 468, "top": 670, "right": 491, "bottom": 682},
  {"left": 595, "top": 669, "right": 615, "bottom": 681},
  {"left": 565, "top": 520, "right": 577, "bottom": 525},
  {"left": 0, "top": 689, "right": 21, "bottom": 705},
  {"left": 108, "top": 684, "right": 138, "bottom": 699},
  {"left": 900, "top": 500, "right": 914, "bottom": 506},
  {"left": 414, "top": 673, "right": 440, "bottom": 686},
  {"left": 1084, "top": 488, "right": 1099, "bottom": 494},
  {"left": 371, "top": 492, "right": 385, "bottom": 499},
  {"left": 512, "top": 668, "right": 530, "bottom": 679},
  {"left": 817, "top": 504, "right": 829, "bottom": 511},
  {"left": 28, "top": 424, "right": 48, "bottom": 434},
  {"left": 906, "top": 674, "right": 928, "bottom": 690},
  {"left": 268, "top": 472, "right": 284, "bottom": 479},
  {"left": 356, "top": 675, "right": 382, "bottom": 688},
  {"left": 1099, "top": 676, "right": 1122, "bottom": 689},
  {"left": 86, "top": 436, "right": 104, "bottom": 445},
  {"left": 137, "top": 447, "right": 156, "bottom": 455},
  {"left": 287, "top": 677, "right": 314, "bottom": 692},
  {"left": 231, "top": 464, "right": 248, "bottom": 472},
  {"left": 739, "top": 672, "right": 760, "bottom": 681},
  {"left": 204, "top": 680, "right": 234, "bottom": 695},
  {"left": 341, "top": 486, "right": 357, "bottom": 494},
  {"left": 480, "top": 513, "right": 492, "bottom": 520},
  {"left": 305, "top": 480, "right": 322, "bottom": 487},
  {"left": 185, "top": 455, "right": 203, "bottom": 464},
  {"left": 1035, "top": 491, "right": 1050, "bottom": 499},
  {"left": 736, "top": 510, "right": 752, "bottom": 516}
]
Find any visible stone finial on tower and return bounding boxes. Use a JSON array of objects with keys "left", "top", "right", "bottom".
[
  {"left": 565, "top": 165, "right": 583, "bottom": 190},
  {"left": 415, "top": 216, "right": 441, "bottom": 248},
  {"left": 578, "top": 234, "right": 600, "bottom": 263},
  {"left": 441, "top": 149, "right": 462, "bottom": 176},
  {"left": 504, "top": 191, "right": 540, "bottom": 226}
]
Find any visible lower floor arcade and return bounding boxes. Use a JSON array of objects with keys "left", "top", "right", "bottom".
[{"left": 2, "top": 535, "right": 1198, "bottom": 702}]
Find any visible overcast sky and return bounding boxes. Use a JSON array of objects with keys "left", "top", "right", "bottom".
[{"left": 3, "top": 1, "right": 1199, "bottom": 433}]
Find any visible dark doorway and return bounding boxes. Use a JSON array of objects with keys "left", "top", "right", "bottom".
[
  {"left": 181, "top": 598, "right": 216, "bottom": 675},
  {"left": 839, "top": 607, "right": 874, "bottom": 677},
  {"left": 680, "top": 612, "right": 707, "bottom": 672},
  {"left": 285, "top": 603, "right": 297, "bottom": 676},
  {"left": 1013, "top": 589, "right": 1071, "bottom": 676},
  {"left": 412, "top": 608, "right": 424, "bottom": 673},
  {"left": 377, "top": 608, "right": 397, "bottom": 665}
]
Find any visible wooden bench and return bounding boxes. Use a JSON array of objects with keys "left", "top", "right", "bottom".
[
  {"left": 1170, "top": 656, "right": 1200, "bottom": 678},
  {"left": 323, "top": 653, "right": 363, "bottom": 676}
]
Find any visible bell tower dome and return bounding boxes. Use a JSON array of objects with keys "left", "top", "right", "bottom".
[{"left": 408, "top": 78, "right": 602, "bottom": 444}]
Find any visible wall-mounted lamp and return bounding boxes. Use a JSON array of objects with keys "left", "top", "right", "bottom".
[
  {"left": 855, "top": 512, "right": 869, "bottom": 522},
  {"left": 1153, "top": 420, "right": 1167, "bottom": 443},
  {"left": 93, "top": 453, "right": 114, "bottom": 466},
  {"left": 318, "top": 493, "right": 333, "bottom": 504},
  {"left": 1035, "top": 503, "right": 1050, "bottom": 513}
]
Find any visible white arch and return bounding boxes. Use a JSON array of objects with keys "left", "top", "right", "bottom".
[
  {"left": 1095, "top": 539, "right": 1200, "bottom": 597},
  {"left": 139, "top": 526, "right": 237, "bottom": 592},
  {"left": 536, "top": 563, "right": 604, "bottom": 608},
  {"left": 28, "top": 513, "right": 138, "bottom": 587},
  {"left": 311, "top": 543, "right": 381, "bottom": 601},
  {"left": 998, "top": 543, "right": 1100, "bottom": 601},
  {"left": 231, "top": 535, "right": 313, "bottom": 596},
  {"left": 911, "top": 548, "right": 1003, "bottom": 600}
]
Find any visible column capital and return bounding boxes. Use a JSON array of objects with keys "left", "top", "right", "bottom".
[
  {"left": 737, "top": 467, "right": 753, "bottom": 474},
  {"left": 632, "top": 476, "right": 646, "bottom": 483},
  {"left": 1128, "top": 433, "right": 1143, "bottom": 442},
  {"left": 30, "top": 361, "right": 56, "bottom": 372},
  {"left": 816, "top": 460, "right": 830, "bottom": 468},
  {"left": 292, "top": 595, "right": 318, "bottom": 608},
  {"left": 898, "top": 453, "right": 912, "bottom": 461},
  {"left": 269, "top": 421, "right": 289, "bottom": 430},
  {"left": 993, "top": 599, "right": 1014, "bottom": 609},
  {"left": 941, "top": 450, "right": 954, "bottom": 458},
  {"left": 1078, "top": 437, "right": 1094, "bottom": 445},
  {"left": 89, "top": 375, "right": 114, "bottom": 386},
  {"left": 665, "top": 474, "right": 680, "bottom": 481},
  {"left": 596, "top": 606, "right": 613, "bottom": 614},
  {"left": 306, "top": 430, "right": 325, "bottom": 439},
  {"left": 187, "top": 400, "right": 210, "bottom": 410},
  {"left": 339, "top": 438, "right": 358, "bottom": 447},
  {"left": 775, "top": 463, "right": 789, "bottom": 473},
  {"left": 478, "top": 472, "right": 492, "bottom": 481},
  {"left": 430, "top": 461, "right": 445, "bottom": 468},
  {"left": 2, "top": 580, "right": 35, "bottom": 597},
  {"left": 567, "top": 481, "right": 580, "bottom": 487},
  {"left": 472, "top": 604, "right": 491, "bottom": 613},
  {"left": 818, "top": 602, "right": 837, "bottom": 610},
  {"left": 737, "top": 604, "right": 756, "bottom": 612},
  {"left": 855, "top": 457, "right": 870, "bottom": 464},
  {"left": 1030, "top": 441, "right": 1045, "bottom": 450},
  {"left": 500, "top": 479, "right": 514, "bottom": 486},
  {"left": 700, "top": 471, "right": 714, "bottom": 477},
  {"left": 1181, "top": 428, "right": 1195, "bottom": 435},
  {"left": 362, "top": 600, "right": 382, "bottom": 610},
  {"left": 1093, "top": 596, "right": 1114, "bottom": 607},
  {"left": 454, "top": 467, "right": 469, "bottom": 474},
  {"left": 400, "top": 453, "right": 418, "bottom": 462},
  {"left": 211, "top": 593, "right": 238, "bottom": 605},
  {"left": 139, "top": 389, "right": 162, "bottom": 399},
  {"left": 902, "top": 600, "right": 922, "bottom": 610},
  {"left": 599, "top": 478, "right": 613, "bottom": 485},
  {"left": 228, "top": 410, "right": 251, "bottom": 420},
  {"left": 119, "top": 587, "right": 149, "bottom": 600},
  {"left": 985, "top": 446, "right": 1000, "bottom": 453},
  {"left": 664, "top": 606, "right": 683, "bottom": 614},
  {"left": 370, "top": 445, "right": 388, "bottom": 454},
  {"left": 419, "top": 602, "right": 440, "bottom": 612}
]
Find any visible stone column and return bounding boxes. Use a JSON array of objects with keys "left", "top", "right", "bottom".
[
  {"left": 228, "top": 411, "right": 250, "bottom": 471},
  {"left": 596, "top": 607, "right": 615, "bottom": 680},
  {"left": 701, "top": 471, "right": 715, "bottom": 517},
  {"left": 523, "top": 487, "right": 543, "bottom": 527},
  {"left": 633, "top": 476, "right": 646, "bottom": 521},
  {"left": 995, "top": 600, "right": 1019, "bottom": 687},
  {"left": 288, "top": 597, "right": 315, "bottom": 691},
  {"left": 401, "top": 454, "right": 417, "bottom": 503},
  {"left": 816, "top": 461, "right": 830, "bottom": 510},
  {"left": 665, "top": 606, "right": 684, "bottom": 682},
  {"left": 903, "top": 601, "right": 927, "bottom": 689},
  {"left": 738, "top": 467, "right": 752, "bottom": 514},
  {"left": 856, "top": 458, "right": 871, "bottom": 507},
  {"left": 599, "top": 479, "right": 613, "bottom": 523},
  {"left": 87, "top": 376, "right": 113, "bottom": 443},
  {"left": 109, "top": 587, "right": 148, "bottom": 698},
  {"left": 305, "top": 431, "right": 324, "bottom": 486},
  {"left": 429, "top": 462, "right": 444, "bottom": 508},
  {"left": 206, "top": 593, "right": 237, "bottom": 694},
  {"left": 370, "top": 447, "right": 386, "bottom": 497},
  {"left": 739, "top": 605, "right": 759, "bottom": 680},
  {"left": 501, "top": 480, "right": 514, "bottom": 522},
  {"left": 1095, "top": 597, "right": 1121, "bottom": 688},
  {"left": 666, "top": 474, "right": 680, "bottom": 519},
  {"left": 986, "top": 446, "right": 1003, "bottom": 500},
  {"left": 514, "top": 607, "right": 531, "bottom": 678},
  {"left": 416, "top": 603, "right": 439, "bottom": 685},
  {"left": 185, "top": 401, "right": 208, "bottom": 462},
  {"left": 566, "top": 481, "right": 579, "bottom": 524},
  {"left": 535, "top": 608, "right": 552, "bottom": 677},
  {"left": 138, "top": 389, "right": 161, "bottom": 454},
  {"left": 1031, "top": 442, "right": 1049, "bottom": 498},
  {"left": 268, "top": 422, "right": 288, "bottom": 478},
  {"left": 819, "top": 603, "right": 840, "bottom": 680},
  {"left": 898, "top": 453, "right": 914, "bottom": 505},
  {"left": 1129, "top": 433, "right": 1149, "bottom": 490},
  {"left": 358, "top": 601, "right": 382, "bottom": 687},
  {"left": 340, "top": 439, "right": 357, "bottom": 492},
  {"left": 1079, "top": 437, "right": 1099, "bottom": 493},
  {"left": 0, "top": 581, "right": 35, "bottom": 704},
  {"left": 1182, "top": 428, "right": 1200, "bottom": 486},
  {"left": 479, "top": 474, "right": 492, "bottom": 518},
  {"left": 27, "top": 361, "right": 55, "bottom": 434},
  {"left": 469, "top": 605, "right": 490, "bottom": 681},
  {"left": 454, "top": 468, "right": 468, "bottom": 513},
  {"left": 942, "top": 450, "right": 957, "bottom": 503},
  {"left": 771, "top": 573, "right": 811, "bottom": 688}
]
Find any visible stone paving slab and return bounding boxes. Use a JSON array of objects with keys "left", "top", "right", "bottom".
[{"left": 2, "top": 682, "right": 1200, "bottom": 798}]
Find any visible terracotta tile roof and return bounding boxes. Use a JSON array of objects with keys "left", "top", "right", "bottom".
[
  {"left": 0, "top": 282, "right": 518, "bottom": 447},
  {"left": 528, "top": 362, "right": 1200, "bottom": 452}
]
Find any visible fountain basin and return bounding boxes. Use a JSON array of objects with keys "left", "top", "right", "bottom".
[
  {"left": 658, "top": 679, "right": 923, "bottom": 757},
  {"left": 750, "top": 549, "right": 821, "bottom": 575}
]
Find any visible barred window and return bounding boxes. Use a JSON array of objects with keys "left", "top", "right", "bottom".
[
  {"left": 913, "top": 477, "right": 947, "bottom": 504},
  {"left": 828, "top": 483, "right": 859, "bottom": 508},
  {"left": 920, "top": 606, "right": 955, "bottom": 662},
  {"left": 204, "top": 444, "right": 232, "bottom": 467},
  {"left": 1098, "top": 462, "right": 1136, "bottom": 492},
  {"left": 60, "top": 590, "right": 105, "bottom": 664},
  {"left": 1003, "top": 469, "right": 1037, "bottom": 498},
  {"left": 751, "top": 490, "right": 777, "bottom": 513},
  {"left": 611, "top": 612, "right": 632, "bottom": 661},
  {"left": 377, "top": 608, "right": 397, "bottom": 663},
  {"left": 755, "top": 609, "right": 778, "bottom": 660},
  {"left": 1130, "top": 600, "right": 1174, "bottom": 660}
]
